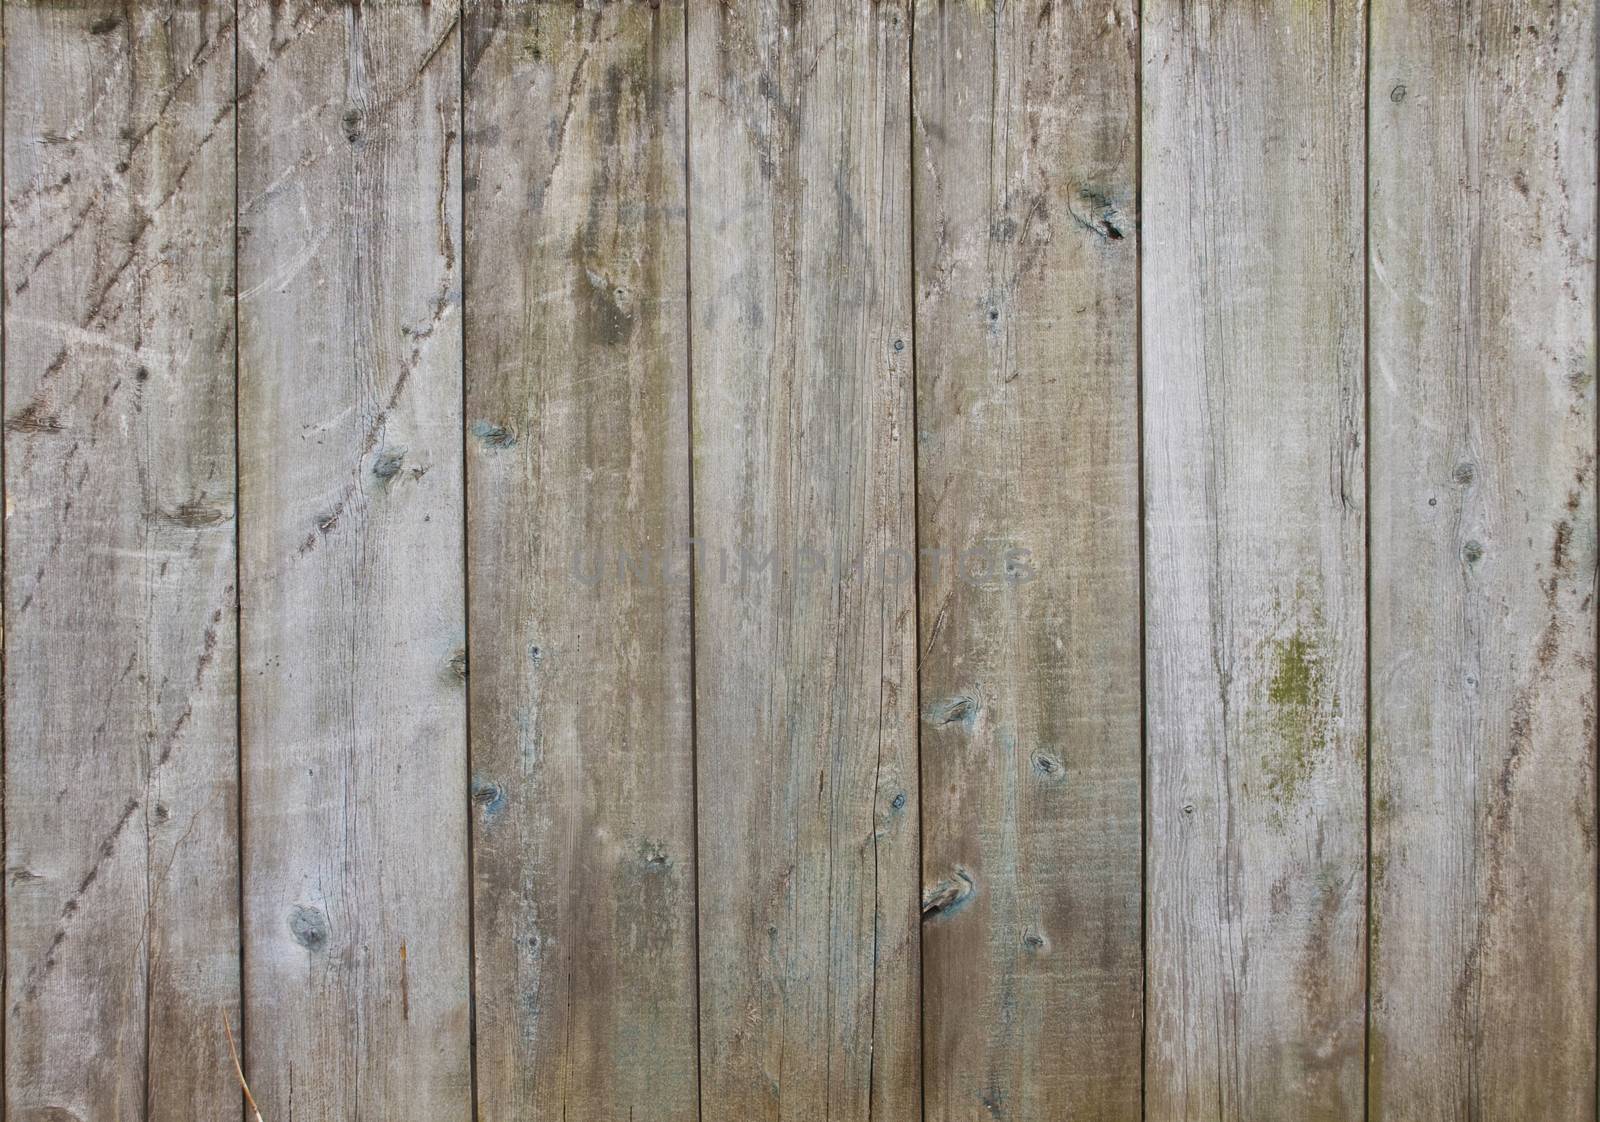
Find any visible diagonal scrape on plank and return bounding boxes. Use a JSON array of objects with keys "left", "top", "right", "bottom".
[
  {"left": 237, "top": 2, "right": 472, "bottom": 1117},
  {"left": 4, "top": 5, "right": 241, "bottom": 1119},
  {"left": 1368, "top": 1, "right": 1598, "bottom": 1117}
]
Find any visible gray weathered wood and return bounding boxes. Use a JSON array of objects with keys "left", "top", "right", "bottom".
[
  {"left": 1142, "top": 2, "right": 1368, "bottom": 1117},
  {"left": 4, "top": 3, "right": 239, "bottom": 1118},
  {"left": 1368, "top": 2, "right": 1597, "bottom": 1117},
  {"left": 912, "top": 1, "right": 1142, "bottom": 1119},
  {"left": 237, "top": 1, "right": 471, "bottom": 1115},
  {"left": 462, "top": 2, "right": 699, "bottom": 1118},
  {"left": 687, "top": 2, "right": 920, "bottom": 1118}
]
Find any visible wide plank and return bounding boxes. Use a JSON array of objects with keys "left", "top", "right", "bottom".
[
  {"left": 912, "top": 1, "right": 1143, "bottom": 1119},
  {"left": 1142, "top": 2, "right": 1368, "bottom": 1117},
  {"left": 686, "top": 2, "right": 920, "bottom": 1118},
  {"left": 4, "top": 4, "right": 239, "bottom": 1118},
  {"left": 1368, "top": 2, "right": 1598, "bottom": 1117},
  {"left": 237, "top": 1, "right": 471, "bottom": 1115},
  {"left": 462, "top": 2, "right": 698, "bottom": 1117}
]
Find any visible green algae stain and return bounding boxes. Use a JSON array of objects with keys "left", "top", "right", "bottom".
[
  {"left": 1259, "top": 624, "right": 1333, "bottom": 824},
  {"left": 1368, "top": 851, "right": 1389, "bottom": 957},
  {"left": 1267, "top": 630, "right": 1319, "bottom": 709}
]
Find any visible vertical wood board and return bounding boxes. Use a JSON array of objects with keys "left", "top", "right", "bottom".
[
  {"left": 464, "top": 2, "right": 699, "bottom": 1118},
  {"left": 1368, "top": 1, "right": 1598, "bottom": 1117},
  {"left": 913, "top": 1, "right": 1143, "bottom": 1119},
  {"left": 4, "top": 4, "right": 239, "bottom": 1118},
  {"left": 237, "top": 1, "right": 471, "bottom": 1116},
  {"left": 687, "top": 2, "right": 921, "bottom": 1118},
  {"left": 1142, "top": 2, "right": 1369, "bottom": 1117}
]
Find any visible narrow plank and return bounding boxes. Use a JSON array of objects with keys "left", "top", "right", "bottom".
[
  {"left": 1368, "top": 3, "right": 1597, "bottom": 1117},
  {"left": 912, "top": 2, "right": 1142, "bottom": 1119},
  {"left": 1142, "top": 2, "right": 1368, "bottom": 1118},
  {"left": 4, "top": 3, "right": 239, "bottom": 1118},
  {"left": 462, "top": 3, "right": 698, "bottom": 1118},
  {"left": 686, "top": 2, "right": 920, "bottom": 1118},
  {"left": 237, "top": 2, "right": 471, "bottom": 1116}
]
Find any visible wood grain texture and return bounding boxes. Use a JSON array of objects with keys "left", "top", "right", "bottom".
[
  {"left": 686, "top": 2, "right": 920, "bottom": 1118},
  {"left": 1367, "top": 3, "right": 1598, "bottom": 1117},
  {"left": 912, "top": 2, "right": 1142, "bottom": 1119},
  {"left": 4, "top": 3, "right": 1598, "bottom": 1117},
  {"left": 462, "top": 2, "right": 698, "bottom": 1118},
  {"left": 3, "top": 3, "right": 239, "bottom": 1119},
  {"left": 1142, "top": 2, "right": 1368, "bottom": 1118},
  {"left": 237, "top": 1, "right": 470, "bottom": 1116}
]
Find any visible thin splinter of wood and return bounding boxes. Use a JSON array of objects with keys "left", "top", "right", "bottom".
[{"left": 223, "top": 1008, "right": 265, "bottom": 1122}]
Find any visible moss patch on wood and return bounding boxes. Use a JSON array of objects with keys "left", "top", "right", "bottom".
[{"left": 1259, "top": 618, "right": 1335, "bottom": 824}]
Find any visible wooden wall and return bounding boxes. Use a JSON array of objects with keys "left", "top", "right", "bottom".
[{"left": 2, "top": 2, "right": 1594, "bottom": 1119}]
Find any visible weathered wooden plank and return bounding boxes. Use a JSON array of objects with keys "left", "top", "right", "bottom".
[
  {"left": 1142, "top": 2, "right": 1368, "bottom": 1118},
  {"left": 686, "top": 3, "right": 920, "bottom": 1118},
  {"left": 237, "top": 1, "right": 470, "bottom": 1116},
  {"left": 1367, "top": 3, "right": 1597, "bottom": 1117},
  {"left": 912, "top": 2, "right": 1142, "bottom": 1119},
  {"left": 462, "top": 3, "right": 698, "bottom": 1118},
  {"left": 4, "top": 4, "right": 239, "bottom": 1118}
]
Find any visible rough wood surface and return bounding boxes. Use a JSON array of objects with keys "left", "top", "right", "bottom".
[
  {"left": 4, "top": 5, "right": 239, "bottom": 1119},
  {"left": 912, "top": 2, "right": 1143, "bottom": 1119},
  {"left": 686, "top": 2, "right": 920, "bottom": 1118},
  {"left": 4, "top": 4, "right": 1599, "bottom": 1118},
  {"left": 237, "top": 1, "right": 470, "bottom": 1116},
  {"left": 463, "top": 2, "right": 699, "bottom": 1118},
  {"left": 1142, "top": 2, "right": 1369, "bottom": 1118},
  {"left": 1367, "top": 2, "right": 1598, "bottom": 1118}
]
